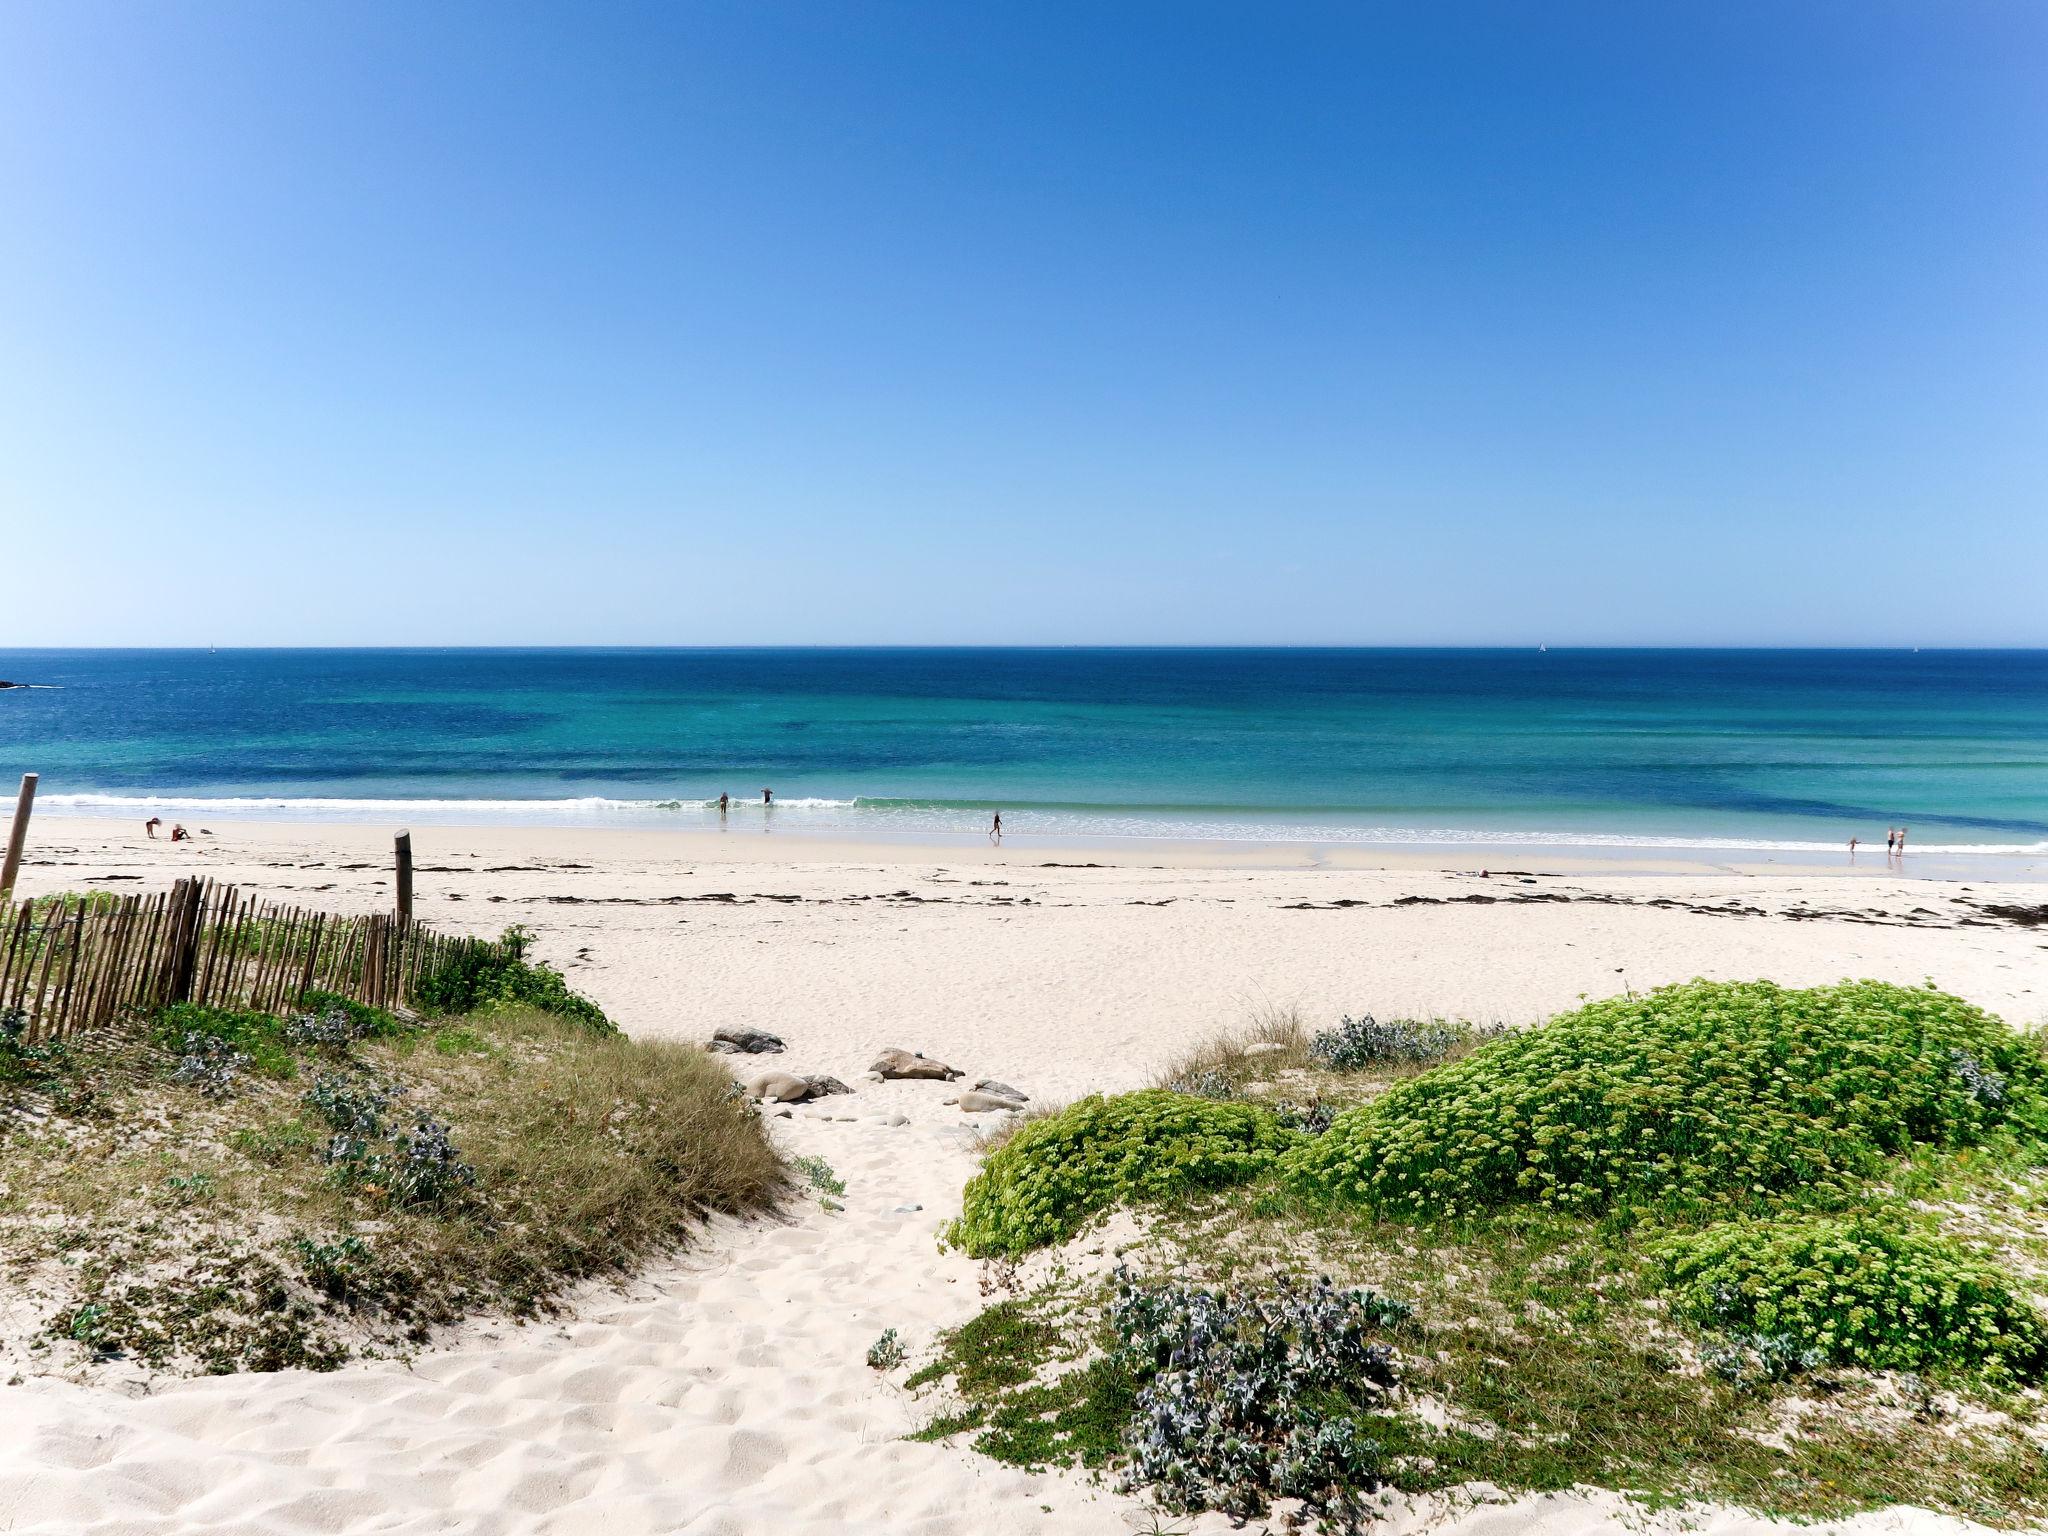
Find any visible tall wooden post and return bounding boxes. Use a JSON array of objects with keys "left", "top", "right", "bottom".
[
  {"left": 166, "top": 878, "right": 205, "bottom": 1004},
  {"left": 394, "top": 830, "right": 414, "bottom": 921},
  {"left": 0, "top": 773, "right": 36, "bottom": 900}
]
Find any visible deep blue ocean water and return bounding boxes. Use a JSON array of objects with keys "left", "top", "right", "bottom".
[{"left": 2, "top": 648, "right": 2045, "bottom": 853}]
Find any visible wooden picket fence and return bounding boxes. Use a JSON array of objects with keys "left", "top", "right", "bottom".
[{"left": 0, "top": 878, "right": 477, "bottom": 1043}]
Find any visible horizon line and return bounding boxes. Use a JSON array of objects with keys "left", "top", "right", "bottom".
[{"left": 4, "top": 643, "right": 2046, "bottom": 655}]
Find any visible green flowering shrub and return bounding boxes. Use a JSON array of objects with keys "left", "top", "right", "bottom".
[
  {"left": 1657, "top": 1215, "right": 2048, "bottom": 1381},
  {"left": 949, "top": 1091, "right": 1295, "bottom": 1257},
  {"left": 411, "top": 926, "right": 614, "bottom": 1035},
  {"left": 1283, "top": 980, "right": 2046, "bottom": 1219}
]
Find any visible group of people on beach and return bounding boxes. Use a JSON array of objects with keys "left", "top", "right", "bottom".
[{"left": 1848, "top": 826, "right": 1910, "bottom": 859}]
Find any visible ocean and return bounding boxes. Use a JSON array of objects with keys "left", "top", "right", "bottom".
[{"left": 3, "top": 648, "right": 2046, "bottom": 857}]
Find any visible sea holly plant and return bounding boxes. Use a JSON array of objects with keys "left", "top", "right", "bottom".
[
  {"left": 1950, "top": 1050, "right": 2008, "bottom": 1109},
  {"left": 1308, "top": 1014, "right": 1470, "bottom": 1071},
  {"left": 303, "top": 1068, "right": 477, "bottom": 1210},
  {"left": 1110, "top": 1270, "right": 1411, "bottom": 1533},
  {"left": 386, "top": 1112, "right": 478, "bottom": 1208},
  {"left": 1699, "top": 1331, "right": 1824, "bottom": 1390},
  {"left": 171, "top": 1032, "right": 253, "bottom": 1098},
  {"left": 867, "top": 1327, "right": 906, "bottom": 1371}
]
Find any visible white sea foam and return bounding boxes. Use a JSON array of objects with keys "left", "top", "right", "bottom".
[{"left": 29, "top": 792, "right": 2048, "bottom": 856}]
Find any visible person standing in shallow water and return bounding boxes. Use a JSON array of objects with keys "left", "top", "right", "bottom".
[
  {"left": 762, "top": 788, "right": 773, "bottom": 805},
  {"left": 1897, "top": 826, "right": 1908, "bottom": 856},
  {"left": 718, "top": 793, "right": 728, "bottom": 815},
  {"left": 1886, "top": 828, "right": 1897, "bottom": 856}
]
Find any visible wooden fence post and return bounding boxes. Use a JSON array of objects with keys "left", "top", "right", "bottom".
[
  {"left": 394, "top": 830, "right": 413, "bottom": 921},
  {"left": 166, "top": 878, "right": 205, "bottom": 1004},
  {"left": 0, "top": 772, "right": 36, "bottom": 901}
]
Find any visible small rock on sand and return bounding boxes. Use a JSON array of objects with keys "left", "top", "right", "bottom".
[
  {"left": 804, "top": 1075, "right": 854, "bottom": 1097},
  {"left": 708, "top": 1026, "right": 786, "bottom": 1055},
  {"left": 745, "top": 1071, "right": 819, "bottom": 1104},
  {"left": 870, "top": 1048, "right": 963, "bottom": 1081},
  {"left": 956, "top": 1089, "right": 1027, "bottom": 1113},
  {"left": 973, "top": 1078, "right": 1029, "bottom": 1101},
  {"left": 883, "top": 1113, "right": 909, "bottom": 1127}
]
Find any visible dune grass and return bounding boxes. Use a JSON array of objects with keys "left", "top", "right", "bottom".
[{"left": 1, "top": 993, "right": 781, "bottom": 1376}]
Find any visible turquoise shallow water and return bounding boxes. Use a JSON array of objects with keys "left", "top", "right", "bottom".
[{"left": 2, "top": 648, "right": 2045, "bottom": 854}]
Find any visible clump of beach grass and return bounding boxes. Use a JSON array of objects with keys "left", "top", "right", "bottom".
[{"left": 1154, "top": 1005, "right": 1314, "bottom": 1099}]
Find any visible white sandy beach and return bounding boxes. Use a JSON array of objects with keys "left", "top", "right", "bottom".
[{"left": 3, "top": 817, "right": 2044, "bottom": 1536}]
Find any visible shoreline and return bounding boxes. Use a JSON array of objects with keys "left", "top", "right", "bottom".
[{"left": 20, "top": 813, "right": 2048, "bottom": 882}]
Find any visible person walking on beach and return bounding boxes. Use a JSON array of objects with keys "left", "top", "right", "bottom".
[{"left": 990, "top": 810, "right": 1003, "bottom": 844}]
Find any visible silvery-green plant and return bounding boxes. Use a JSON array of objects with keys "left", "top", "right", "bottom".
[
  {"left": 1163, "top": 1068, "right": 1238, "bottom": 1101},
  {"left": 1110, "top": 1269, "right": 1407, "bottom": 1532},
  {"left": 1309, "top": 1014, "right": 1466, "bottom": 1071},
  {"left": 172, "top": 1032, "right": 251, "bottom": 1098},
  {"left": 286, "top": 1007, "right": 367, "bottom": 1049},
  {"left": 386, "top": 1113, "right": 477, "bottom": 1208},
  {"left": 867, "top": 1327, "right": 906, "bottom": 1371},
  {"left": 304, "top": 1069, "right": 475, "bottom": 1209},
  {"left": 1950, "top": 1049, "right": 2007, "bottom": 1108}
]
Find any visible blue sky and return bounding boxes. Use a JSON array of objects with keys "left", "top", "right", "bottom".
[{"left": 2, "top": 2, "right": 2043, "bottom": 646}]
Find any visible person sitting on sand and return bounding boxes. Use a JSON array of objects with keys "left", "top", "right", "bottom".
[
  {"left": 144, "top": 816, "right": 161, "bottom": 839},
  {"left": 169, "top": 823, "right": 190, "bottom": 842}
]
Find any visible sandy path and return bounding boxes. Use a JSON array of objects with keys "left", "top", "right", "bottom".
[
  {"left": 3, "top": 1108, "right": 1125, "bottom": 1536},
  {"left": 2, "top": 819, "right": 2041, "bottom": 1534}
]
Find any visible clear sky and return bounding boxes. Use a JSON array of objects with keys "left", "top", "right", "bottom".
[{"left": 2, "top": 2, "right": 2043, "bottom": 646}]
